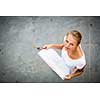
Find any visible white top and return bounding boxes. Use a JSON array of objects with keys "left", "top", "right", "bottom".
[{"left": 61, "top": 46, "right": 86, "bottom": 69}]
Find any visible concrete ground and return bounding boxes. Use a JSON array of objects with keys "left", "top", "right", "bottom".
[{"left": 0, "top": 16, "right": 100, "bottom": 83}]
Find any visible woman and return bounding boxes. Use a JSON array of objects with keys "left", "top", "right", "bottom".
[{"left": 42, "top": 30, "right": 86, "bottom": 80}]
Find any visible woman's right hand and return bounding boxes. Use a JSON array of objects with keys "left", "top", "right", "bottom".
[{"left": 42, "top": 44, "right": 53, "bottom": 49}]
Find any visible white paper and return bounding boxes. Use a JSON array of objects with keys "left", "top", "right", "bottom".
[{"left": 38, "top": 49, "right": 70, "bottom": 80}]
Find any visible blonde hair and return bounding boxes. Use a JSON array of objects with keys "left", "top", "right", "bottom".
[{"left": 66, "top": 30, "right": 82, "bottom": 45}]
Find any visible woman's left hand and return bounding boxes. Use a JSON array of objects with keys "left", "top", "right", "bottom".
[{"left": 65, "top": 74, "right": 72, "bottom": 80}]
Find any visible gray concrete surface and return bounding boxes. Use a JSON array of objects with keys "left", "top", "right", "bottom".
[{"left": 0, "top": 16, "right": 100, "bottom": 83}]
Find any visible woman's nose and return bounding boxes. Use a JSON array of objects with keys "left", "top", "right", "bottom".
[{"left": 65, "top": 43, "right": 70, "bottom": 48}]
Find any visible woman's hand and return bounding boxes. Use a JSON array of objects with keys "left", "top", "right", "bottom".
[
  {"left": 65, "top": 74, "right": 72, "bottom": 80},
  {"left": 42, "top": 44, "right": 53, "bottom": 49}
]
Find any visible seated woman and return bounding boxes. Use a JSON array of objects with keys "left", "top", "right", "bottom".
[{"left": 42, "top": 30, "right": 86, "bottom": 80}]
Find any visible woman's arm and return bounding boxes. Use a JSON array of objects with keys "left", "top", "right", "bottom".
[
  {"left": 65, "top": 70, "right": 83, "bottom": 80},
  {"left": 65, "top": 67, "right": 85, "bottom": 80},
  {"left": 43, "top": 44, "right": 64, "bottom": 50}
]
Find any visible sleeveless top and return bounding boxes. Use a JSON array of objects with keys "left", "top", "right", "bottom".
[{"left": 61, "top": 46, "right": 86, "bottom": 69}]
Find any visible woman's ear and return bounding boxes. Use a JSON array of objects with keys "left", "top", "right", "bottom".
[{"left": 63, "top": 35, "right": 66, "bottom": 42}]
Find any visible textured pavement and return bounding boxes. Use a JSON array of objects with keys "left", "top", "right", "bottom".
[{"left": 0, "top": 16, "right": 100, "bottom": 83}]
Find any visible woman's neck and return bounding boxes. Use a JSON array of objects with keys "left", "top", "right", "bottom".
[{"left": 67, "top": 46, "right": 83, "bottom": 60}]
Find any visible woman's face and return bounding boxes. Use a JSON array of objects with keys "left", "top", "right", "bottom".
[{"left": 64, "top": 34, "right": 78, "bottom": 52}]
